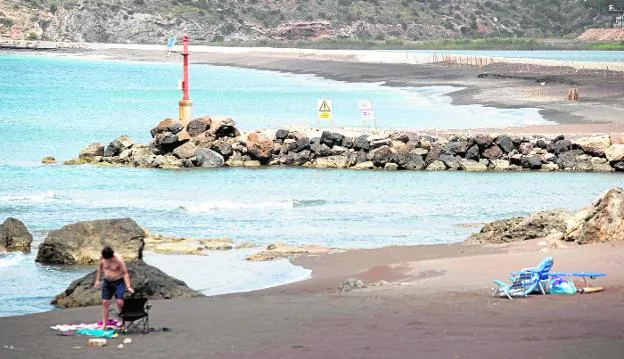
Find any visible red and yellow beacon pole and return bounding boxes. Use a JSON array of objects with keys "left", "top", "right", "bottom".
[{"left": 178, "top": 33, "right": 192, "bottom": 124}]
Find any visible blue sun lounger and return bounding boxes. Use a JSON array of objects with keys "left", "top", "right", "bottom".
[
  {"left": 492, "top": 271, "right": 541, "bottom": 299},
  {"left": 493, "top": 257, "right": 554, "bottom": 299}
]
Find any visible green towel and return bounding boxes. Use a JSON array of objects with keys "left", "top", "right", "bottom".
[{"left": 75, "top": 328, "right": 117, "bottom": 338}]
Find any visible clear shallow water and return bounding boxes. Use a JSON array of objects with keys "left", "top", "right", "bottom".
[
  {"left": 0, "top": 53, "right": 621, "bottom": 317},
  {"left": 396, "top": 50, "right": 624, "bottom": 62}
]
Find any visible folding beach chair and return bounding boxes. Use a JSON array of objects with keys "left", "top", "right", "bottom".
[
  {"left": 492, "top": 271, "right": 541, "bottom": 299},
  {"left": 118, "top": 297, "right": 151, "bottom": 334},
  {"left": 512, "top": 257, "right": 554, "bottom": 295},
  {"left": 493, "top": 257, "right": 554, "bottom": 299}
]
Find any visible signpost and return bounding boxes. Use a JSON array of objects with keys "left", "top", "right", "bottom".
[
  {"left": 357, "top": 99, "right": 376, "bottom": 128},
  {"left": 317, "top": 99, "right": 332, "bottom": 125}
]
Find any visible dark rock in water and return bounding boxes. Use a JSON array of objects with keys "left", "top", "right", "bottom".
[
  {"left": 402, "top": 153, "right": 426, "bottom": 170},
  {"left": 312, "top": 142, "right": 332, "bottom": 157},
  {"left": 464, "top": 144, "right": 480, "bottom": 161},
  {"left": 439, "top": 154, "right": 460, "bottom": 170},
  {"left": 245, "top": 133, "right": 273, "bottom": 162},
  {"left": 353, "top": 135, "right": 370, "bottom": 151},
  {"left": 425, "top": 145, "right": 442, "bottom": 165},
  {"left": 614, "top": 162, "right": 624, "bottom": 172},
  {"left": 535, "top": 139, "right": 549, "bottom": 149},
  {"left": 211, "top": 139, "right": 233, "bottom": 157},
  {"left": 473, "top": 135, "right": 493, "bottom": 150},
  {"left": 293, "top": 137, "right": 311, "bottom": 152},
  {"left": 482, "top": 145, "right": 504, "bottom": 159},
  {"left": 521, "top": 155, "right": 542, "bottom": 169},
  {"left": 294, "top": 150, "right": 313, "bottom": 165},
  {"left": 511, "top": 136, "right": 525, "bottom": 146},
  {"left": 320, "top": 131, "right": 344, "bottom": 148},
  {"left": 150, "top": 118, "right": 184, "bottom": 138},
  {"left": 495, "top": 135, "right": 514, "bottom": 153},
  {"left": 555, "top": 150, "right": 584, "bottom": 169},
  {"left": 468, "top": 209, "right": 570, "bottom": 244},
  {"left": 341, "top": 137, "right": 354, "bottom": 149},
  {"left": 172, "top": 142, "right": 198, "bottom": 160},
  {"left": 104, "top": 136, "right": 134, "bottom": 157},
  {"left": 52, "top": 259, "right": 203, "bottom": 308},
  {"left": 195, "top": 148, "right": 225, "bottom": 167},
  {"left": 446, "top": 140, "right": 468, "bottom": 156},
  {"left": 0, "top": 217, "right": 33, "bottom": 252},
  {"left": 553, "top": 139, "right": 572, "bottom": 155},
  {"left": 275, "top": 129, "right": 289, "bottom": 141},
  {"left": 186, "top": 117, "right": 212, "bottom": 137},
  {"left": 36, "top": 218, "right": 145, "bottom": 265},
  {"left": 370, "top": 145, "right": 393, "bottom": 167}
]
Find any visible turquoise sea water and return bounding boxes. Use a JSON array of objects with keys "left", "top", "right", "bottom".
[{"left": 0, "top": 53, "right": 622, "bottom": 317}]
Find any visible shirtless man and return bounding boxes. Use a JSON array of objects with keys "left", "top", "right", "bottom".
[{"left": 94, "top": 246, "right": 134, "bottom": 329}]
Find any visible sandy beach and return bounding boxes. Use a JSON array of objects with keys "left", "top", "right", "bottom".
[{"left": 1, "top": 241, "right": 623, "bottom": 359}]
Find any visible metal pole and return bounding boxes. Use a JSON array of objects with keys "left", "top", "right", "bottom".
[
  {"left": 178, "top": 33, "right": 192, "bottom": 123},
  {"left": 182, "top": 33, "right": 189, "bottom": 101}
]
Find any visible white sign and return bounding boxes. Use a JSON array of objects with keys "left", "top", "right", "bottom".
[
  {"left": 357, "top": 99, "right": 373, "bottom": 111},
  {"left": 317, "top": 99, "right": 332, "bottom": 121},
  {"left": 357, "top": 99, "right": 376, "bottom": 127}
]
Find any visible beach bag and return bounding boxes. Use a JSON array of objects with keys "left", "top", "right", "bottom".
[{"left": 548, "top": 276, "right": 577, "bottom": 295}]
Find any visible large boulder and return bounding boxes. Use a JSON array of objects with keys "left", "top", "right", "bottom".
[
  {"left": 172, "top": 142, "right": 198, "bottom": 159},
  {"left": 194, "top": 148, "right": 224, "bottom": 167},
  {"left": 565, "top": 188, "right": 624, "bottom": 244},
  {"left": 150, "top": 118, "right": 184, "bottom": 138},
  {"left": 575, "top": 135, "right": 611, "bottom": 157},
  {"left": 605, "top": 144, "right": 624, "bottom": 163},
  {"left": 246, "top": 132, "right": 273, "bottom": 162},
  {"left": 369, "top": 145, "right": 394, "bottom": 167},
  {"left": 468, "top": 210, "right": 571, "bottom": 244},
  {"left": 186, "top": 116, "right": 212, "bottom": 137},
  {"left": 320, "top": 131, "right": 344, "bottom": 148},
  {"left": 495, "top": 135, "right": 514, "bottom": 153},
  {"left": 353, "top": 135, "right": 370, "bottom": 151},
  {"left": 104, "top": 136, "right": 134, "bottom": 157},
  {"left": 79, "top": 143, "right": 104, "bottom": 161},
  {"left": 0, "top": 218, "right": 33, "bottom": 252},
  {"left": 51, "top": 260, "right": 203, "bottom": 308},
  {"left": 35, "top": 218, "right": 145, "bottom": 265},
  {"left": 207, "top": 116, "right": 239, "bottom": 138}
]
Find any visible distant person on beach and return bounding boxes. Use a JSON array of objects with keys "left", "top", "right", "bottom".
[{"left": 94, "top": 246, "right": 134, "bottom": 329}]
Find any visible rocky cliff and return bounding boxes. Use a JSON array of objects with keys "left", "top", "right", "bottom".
[{"left": 0, "top": 0, "right": 605, "bottom": 43}]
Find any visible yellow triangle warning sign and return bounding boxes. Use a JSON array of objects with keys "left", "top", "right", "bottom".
[{"left": 318, "top": 100, "right": 331, "bottom": 112}]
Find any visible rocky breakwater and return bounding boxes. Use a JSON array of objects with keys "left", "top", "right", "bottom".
[
  {"left": 468, "top": 187, "right": 624, "bottom": 246},
  {"left": 72, "top": 116, "right": 624, "bottom": 172},
  {"left": 36, "top": 218, "right": 202, "bottom": 308}
]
